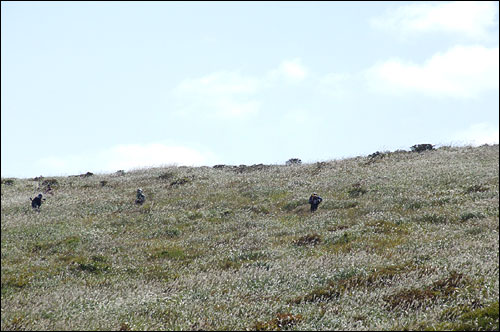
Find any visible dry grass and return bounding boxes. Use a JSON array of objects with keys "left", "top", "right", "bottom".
[{"left": 1, "top": 144, "right": 498, "bottom": 330}]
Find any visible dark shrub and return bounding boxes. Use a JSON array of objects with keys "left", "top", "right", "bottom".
[
  {"left": 465, "top": 184, "right": 488, "bottom": 193},
  {"left": 417, "top": 213, "right": 448, "bottom": 224},
  {"left": 368, "top": 151, "right": 384, "bottom": 159},
  {"left": 282, "top": 199, "right": 308, "bottom": 212},
  {"left": 234, "top": 164, "right": 270, "bottom": 173},
  {"left": 348, "top": 183, "right": 367, "bottom": 197},
  {"left": 1, "top": 179, "right": 15, "bottom": 185},
  {"left": 170, "top": 177, "right": 191, "bottom": 186},
  {"left": 460, "top": 211, "right": 485, "bottom": 221},
  {"left": 410, "top": 144, "right": 434, "bottom": 152},
  {"left": 295, "top": 233, "right": 322, "bottom": 246},
  {"left": 286, "top": 158, "right": 302, "bottom": 166},
  {"left": 254, "top": 312, "right": 303, "bottom": 331},
  {"left": 42, "top": 179, "right": 59, "bottom": 187},
  {"left": 158, "top": 172, "right": 175, "bottom": 180},
  {"left": 80, "top": 172, "right": 94, "bottom": 177}
]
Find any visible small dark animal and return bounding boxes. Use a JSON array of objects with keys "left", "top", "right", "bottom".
[{"left": 30, "top": 194, "right": 45, "bottom": 210}]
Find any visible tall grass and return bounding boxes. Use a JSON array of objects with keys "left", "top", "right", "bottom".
[{"left": 2, "top": 145, "right": 498, "bottom": 330}]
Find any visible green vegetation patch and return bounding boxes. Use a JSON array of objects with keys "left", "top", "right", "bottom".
[
  {"left": 169, "top": 176, "right": 192, "bottom": 187},
  {"left": 1, "top": 178, "right": 15, "bottom": 186},
  {"left": 148, "top": 244, "right": 197, "bottom": 263},
  {"left": 282, "top": 199, "right": 308, "bottom": 212},
  {"left": 219, "top": 250, "right": 268, "bottom": 270},
  {"left": 290, "top": 263, "right": 420, "bottom": 305},
  {"left": 448, "top": 301, "right": 499, "bottom": 331},
  {"left": 31, "top": 235, "right": 81, "bottom": 254},
  {"left": 384, "top": 271, "right": 468, "bottom": 310},
  {"left": 415, "top": 301, "right": 500, "bottom": 331},
  {"left": 62, "top": 254, "right": 112, "bottom": 274},
  {"left": 322, "top": 200, "right": 359, "bottom": 210},
  {"left": 1, "top": 272, "right": 32, "bottom": 295},
  {"left": 323, "top": 232, "right": 355, "bottom": 254},
  {"left": 41, "top": 178, "right": 59, "bottom": 188},
  {"left": 253, "top": 312, "right": 303, "bottom": 331},
  {"left": 348, "top": 183, "right": 368, "bottom": 198},
  {"left": 460, "top": 211, "right": 486, "bottom": 222},
  {"left": 135, "top": 265, "right": 180, "bottom": 282},
  {"left": 158, "top": 171, "right": 176, "bottom": 180},
  {"left": 294, "top": 233, "right": 322, "bottom": 246},
  {"left": 415, "top": 213, "right": 449, "bottom": 224},
  {"left": 398, "top": 198, "right": 425, "bottom": 210},
  {"left": 365, "top": 219, "right": 409, "bottom": 235},
  {"left": 464, "top": 184, "right": 489, "bottom": 194}
]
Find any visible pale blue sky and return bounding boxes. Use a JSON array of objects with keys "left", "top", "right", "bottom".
[{"left": 2, "top": 1, "right": 499, "bottom": 178}]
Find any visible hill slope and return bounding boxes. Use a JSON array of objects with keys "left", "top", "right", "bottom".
[{"left": 2, "top": 145, "right": 499, "bottom": 331}]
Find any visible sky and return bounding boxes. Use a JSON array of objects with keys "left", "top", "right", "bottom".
[{"left": 1, "top": 1, "right": 499, "bottom": 179}]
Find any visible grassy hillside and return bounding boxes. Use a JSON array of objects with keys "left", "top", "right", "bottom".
[{"left": 1, "top": 145, "right": 499, "bottom": 331}]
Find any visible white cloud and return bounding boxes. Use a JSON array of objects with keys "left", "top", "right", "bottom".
[
  {"left": 451, "top": 123, "right": 499, "bottom": 146},
  {"left": 103, "top": 143, "right": 213, "bottom": 170},
  {"left": 35, "top": 143, "right": 215, "bottom": 176},
  {"left": 36, "top": 155, "right": 89, "bottom": 176},
  {"left": 282, "top": 109, "right": 309, "bottom": 126},
  {"left": 268, "top": 58, "right": 308, "bottom": 83},
  {"left": 372, "top": 1, "right": 499, "bottom": 40},
  {"left": 175, "top": 71, "right": 260, "bottom": 96},
  {"left": 171, "top": 59, "right": 309, "bottom": 119},
  {"left": 172, "top": 70, "right": 262, "bottom": 119},
  {"left": 366, "top": 45, "right": 499, "bottom": 98},
  {"left": 318, "top": 72, "right": 354, "bottom": 98}
]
